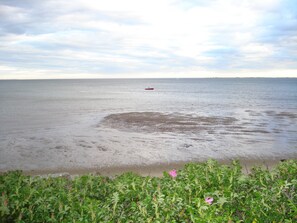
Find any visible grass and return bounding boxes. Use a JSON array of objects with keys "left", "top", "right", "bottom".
[{"left": 1, "top": 160, "right": 296, "bottom": 222}]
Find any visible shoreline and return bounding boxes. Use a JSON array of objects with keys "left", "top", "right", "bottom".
[{"left": 5, "top": 157, "right": 292, "bottom": 177}]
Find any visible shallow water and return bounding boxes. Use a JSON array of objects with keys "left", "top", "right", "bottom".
[{"left": 0, "top": 78, "right": 296, "bottom": 171}]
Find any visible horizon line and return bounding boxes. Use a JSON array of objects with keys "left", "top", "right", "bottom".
[{"left": 0, "top": 77, "right": 297, "bottom": 81}]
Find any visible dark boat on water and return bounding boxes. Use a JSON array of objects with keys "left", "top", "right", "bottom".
[{"left": 145, "top": 87, "right": 154, "bottom": 90}]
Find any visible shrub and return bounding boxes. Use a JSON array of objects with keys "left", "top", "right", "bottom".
[{"left": 1, "top": 160, "right": 296, "bottom": 222}]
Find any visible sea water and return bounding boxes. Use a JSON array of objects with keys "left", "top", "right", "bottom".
[{"left": 0, "top": 78, "right": 296, "bottom": 171}]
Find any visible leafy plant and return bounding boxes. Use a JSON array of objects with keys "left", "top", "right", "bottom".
[{"left": 0, "top": 160, "right": 296, "bottom": 222}]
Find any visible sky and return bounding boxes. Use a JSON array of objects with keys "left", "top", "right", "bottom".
[{"left": 0, "top": 0, "right": 297, "bottom": 79}]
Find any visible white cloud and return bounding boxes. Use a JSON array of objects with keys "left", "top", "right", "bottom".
[
  {"left": 241, "top": 43, "right": 275, "bottom": 59},
  {"left": 0, "top": 0, "right": 297, "bottom": 78},
  {"left": 0, "top": 5, "right": 29, "bottom": 22}
]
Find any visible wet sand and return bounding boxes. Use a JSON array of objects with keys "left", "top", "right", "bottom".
[
  {"left": 1, "top": 111, "right": 296, "bottom": 176},
  {"left": 16, "top": 158, "right": 289, "bottom": 177},
  {"left": 101, "top": 111, "right": 297, "bottom": 135}
]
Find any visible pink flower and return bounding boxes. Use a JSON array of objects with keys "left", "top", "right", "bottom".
[
  {"left": 205, "top": 197, "right": 214, "bottom": 205},
  {"left": 169, "top": 169, "right": 177, "bottom": 178}
]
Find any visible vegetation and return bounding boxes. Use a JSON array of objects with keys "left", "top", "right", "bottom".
[{"left": 1, "top": 160, "right": 296, "bottom": 222}]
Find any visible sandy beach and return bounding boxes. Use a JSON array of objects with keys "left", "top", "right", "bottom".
[
  {"left": 1, "top": 110, "right": 297, "bottom": 176},
  {"left": 15, "top": 158, "right": 288, "bottom": 178},
  {"left": 1, "top": 79, "right": 297, "bottom": 176}
]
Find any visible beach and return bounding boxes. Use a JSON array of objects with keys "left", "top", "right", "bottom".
[
  {"left": 21, "top": 158, "right": 286, "bottom": 178},
  {"left": 0, "top": 78, "right": 296, "bottom": 175}
]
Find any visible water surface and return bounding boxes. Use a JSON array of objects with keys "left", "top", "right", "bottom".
[{"left": 0, "top": 78, "right": 296, "bottom": 171}]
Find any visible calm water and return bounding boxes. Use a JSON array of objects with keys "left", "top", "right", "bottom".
[{"left": 0, "top": 78, "right": 296, "bottom": 171}]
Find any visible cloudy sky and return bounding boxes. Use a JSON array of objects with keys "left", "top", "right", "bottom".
[{"left": 0, "top": 0, "right": 297, "bottom": 79}]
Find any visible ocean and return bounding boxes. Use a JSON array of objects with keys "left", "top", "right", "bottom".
[{"left": 0, "top": 78, "right": 296, "bottom": 172}]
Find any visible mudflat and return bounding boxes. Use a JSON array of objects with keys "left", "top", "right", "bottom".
[{"left": 1, "top": 79, "right": 296, "bottom": 174}]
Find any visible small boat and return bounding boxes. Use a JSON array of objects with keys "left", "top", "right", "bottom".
[{"left": 145, "top": 87, "right": 154, "bottom": 90}]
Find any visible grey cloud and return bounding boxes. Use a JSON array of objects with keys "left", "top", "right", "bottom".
[
  {"left": 0, "top": 0, "right": 297, "bottom": 77},
  {"left": 0, "top": 0, "right": 144, "bottom": 36},
  {"left": 0, "top": 1, "right": 148, "bottom": 75}
]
